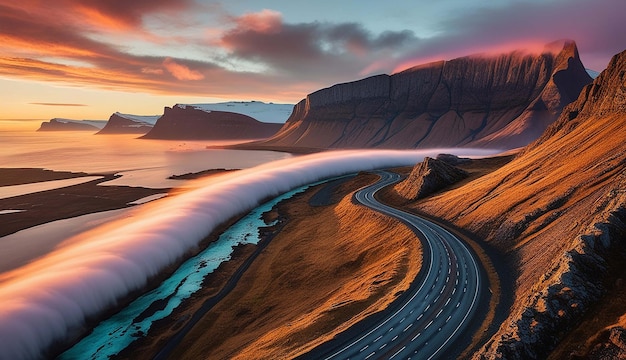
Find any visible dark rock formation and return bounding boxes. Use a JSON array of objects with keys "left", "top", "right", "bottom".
[
  {"left": 394, "top": 157, "right": 468, "bottom": 201},
  {"left": 96, "top": 113, "right": 155, "bottom": 135},
  {"left": 249, "top": 40, "right": 591, "bottom": 150},
  {"left": 587, "top": 327, "right": 626, "bottom": 359},
  {"left": 435, "top": 153, "right": 471, "bottom": 166},
  {"left": 37, "top": 119, "right": 101, "bottom": 132},
  {"left": 141, "top": 105, "right": 282, "bottom": 140}
]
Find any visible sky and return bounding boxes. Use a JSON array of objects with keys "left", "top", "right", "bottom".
[{"left": 0, "top": 0, "right": 624, "bottom": 120}]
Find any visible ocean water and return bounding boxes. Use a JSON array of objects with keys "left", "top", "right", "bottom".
[{"left": 0, "top": 129, "right": 291, "bottom": 188}]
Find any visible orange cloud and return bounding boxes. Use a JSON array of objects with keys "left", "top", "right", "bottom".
[
  {"left": 162, "top": 58, "right": 204, "bottom": 81},
  {"left": 235, "top": 9, "right": 282, "bottom": 34}
]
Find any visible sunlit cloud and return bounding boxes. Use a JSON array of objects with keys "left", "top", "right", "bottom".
[{"left": 162, "top": 57, "right": 204, "bottom": 80}]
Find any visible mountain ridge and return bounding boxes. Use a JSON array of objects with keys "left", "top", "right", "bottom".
[{"left": 236, "top": 40, "right": 591, "bottom": 151}]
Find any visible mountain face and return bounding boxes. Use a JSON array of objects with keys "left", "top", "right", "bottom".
[
  {"left": 251, "top": 40, "right": 591, "bottom": 150},
  {"left": 393, "top": 157, "right": 468, "bottom": 201},
  {"left": 37, "top": 118, "right": 104, "bottom": 132},
  {"left": 141, "top": 105, "right": 283, "bottom": 140},
  {"left": 96, "top": 112, "right": 158, "bottom": 135},
  {"left": 412, "top": 48, "right": 626, "bottom": 359}
]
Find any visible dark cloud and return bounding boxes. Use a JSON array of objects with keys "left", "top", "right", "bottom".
[{"left": 219, "top": 13, "right": 419, "bottom": 79}]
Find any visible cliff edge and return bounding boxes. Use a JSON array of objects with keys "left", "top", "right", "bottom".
[
  {"left": 246, "top": 40, "right": 591, "bottom": 151},
  {"left": 412, "top": 48, "right": 626, "bottom": 359}
]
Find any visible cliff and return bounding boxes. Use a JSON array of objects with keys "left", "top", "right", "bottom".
[
  {"left": 411, "top": 48, "right": 626, "bottom": 358},
  {"left": 246, "top": 40, "right": 591, "bottom": 150},
  {"left": 96, "top": 113, "right": 157, "bottom": 135},
  {"left": 37, "top": 119, "right": 103, "bottom": 132},
  {"left": 393, "top": 157, "right": 468, "bottom": 201},
  {"left": 141, "top": 105, "right": 282, "bottom": 140}
]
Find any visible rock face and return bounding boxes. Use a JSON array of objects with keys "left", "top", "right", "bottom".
[
  {"left": 96, "top": 113, "right": 157, "bottom": 135},
  {"left": 252, "top": 40, "right": 591, "bottom": 150},
  {"left": 141, "top": 105, "right": 283, "bottom": 140},
  {"left": 414, "top": 48, "right": 626, "bottom": 359},
  {"left": 37, "top": 119, "right": 103, "bottom": 131},
  {"left": 394, "top": 157, "right": 468, "bottom": 201}
]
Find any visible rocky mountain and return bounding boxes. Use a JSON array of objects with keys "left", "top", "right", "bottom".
[
  {"left": 180, "top": 101, "right": 294, "bottom": 124},
  {"left": 141, "top": 104, "right": 283, "bottom": 140},
  {"left": 410, "top": 48, "right": 626, "bottom": 358},
  {"left": 393, "top": 157, "right": 468, "bottom": 201},
  {"left": 96, "top": 112, "right": 158, "bottom": 134},
  {"left": 37, "top": 118, "right": 105, "bottom": 132},
  {"left": 240, "top": 40, "right": 591, "bottom": 151}
]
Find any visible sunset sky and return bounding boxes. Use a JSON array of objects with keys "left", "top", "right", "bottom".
[{"left": 1, "top": 0, "right": 624, "bottom": 120}]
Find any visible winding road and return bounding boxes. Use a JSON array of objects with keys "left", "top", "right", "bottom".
[{"left": 303, "top": 171, "right": 483, "bottom": 360}]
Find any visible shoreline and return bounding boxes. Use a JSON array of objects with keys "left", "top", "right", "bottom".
[{"left": 0, "top": 168, "right": 168, "bottom": 238}]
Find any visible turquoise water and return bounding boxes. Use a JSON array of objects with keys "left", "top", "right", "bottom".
[{"left": 58, "top": 181, "right": 324, "bottom": 359}]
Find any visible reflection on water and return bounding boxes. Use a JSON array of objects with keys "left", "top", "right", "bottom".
[
  {"left": 0, "top": 176, "right": 103, "bottom": 199},
  {"left": 0, "top": 131, "right": 291, "bottom": 188}
]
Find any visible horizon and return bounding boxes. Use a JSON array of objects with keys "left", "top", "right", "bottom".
[{"left": 1, "top": 0, "right": 624, "bottom": 120}]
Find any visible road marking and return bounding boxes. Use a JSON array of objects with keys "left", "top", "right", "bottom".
[
  {"left": 456, "top": 302, "right": 461, "bottom": 308},
  {"left": 364, "top": 351, "right": 376, "bottom": 359},
  {"left": 446, "top": 315, "right": 452, "bottom": 323},
  {"left": 400, "top": 317, "right": 406, "bottom": 323},
  {"left": 425, "top": 320, "right": 433, "bottom": 329},
  {"left": 374, "top": 335, "right": 382, "bottom": 343},
  {"left": 359, "top": 345, "right": 368, "bottom": 352},
  {"left": 452, "top": 287, "right": 456, "bottom": 295},
  {"left": 390, "top": 346, "right": 406, "bottom": 359},
  {"left": 425, "top": 304, "right": 430, "bottom": 312},
  {"left": 464, "top": 287, "right": 467, "bottom": 293},
  {"left": 388, "top": 327, "right": 394, "bottom": 333},
  {"left": 436, "top": 309, "right": 443, "bottom": 318},
  {"left": 404, "top": 323, "right": 413, "bottom": 332},
  {"left": 411, "top": 333, "right": 421, "bottom": 341},
  {"left": 445, "top": 298, "right": 451, "bottom": 306},
  {"left": 416, "top": 314, "right": 423, "bottom": 321},
  {"left": 379, "top": 343, "right": 387, "bottom": 350},
  {"left": 392, "top": 335, "right": 398, "bottom": 342}
]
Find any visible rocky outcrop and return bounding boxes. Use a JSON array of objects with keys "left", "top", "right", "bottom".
[
  {"left": 37, "top": 119, "right": 103, "bottom": 131},
  {"left": 587, "top": 327, "right": 626, "bottom": 359},
  {"left": 413, "top": 48, "right": 626, "bottom": 359},
  {"left": 249, "top": 40, "right": 591, "bottom": 151},
  {"left": 96, "top": 113, "right": 156, "bottom": 135},
  {"left": 394, "top": 157, "right": 468, "bottom": 201},
  {"left": 141, "top": 105, "right": 283, "bottom": 140}
]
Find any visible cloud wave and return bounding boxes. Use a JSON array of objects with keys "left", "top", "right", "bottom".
[{"left": 0, "top": 149, "right": 493, "bottom": 359}]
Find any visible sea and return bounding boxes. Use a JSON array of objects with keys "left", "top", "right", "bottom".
[{"left": 0, "top": 124, "right": 292, "bottom": 188}]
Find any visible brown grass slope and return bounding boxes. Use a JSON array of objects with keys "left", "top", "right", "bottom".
[
  {"left": 411, "top": 49, "right": 626, "bottom": 358},
  {"left": 170, "top": 175, "right": 421, "bottom": 360}
]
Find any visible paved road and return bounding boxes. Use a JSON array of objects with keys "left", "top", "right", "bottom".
[{"left": 304, "top": 171, "right": 482, "bottom": 360}]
